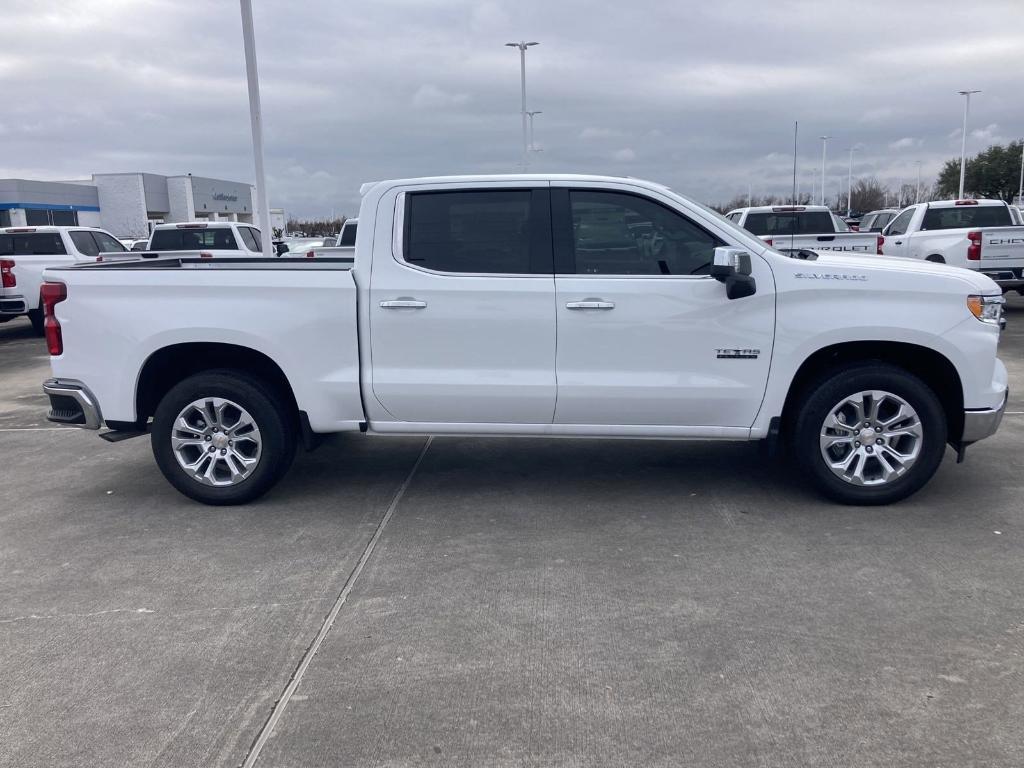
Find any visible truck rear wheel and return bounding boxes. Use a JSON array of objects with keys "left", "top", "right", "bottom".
[
  {"left": 792, "top": 363, "right": 947, "bottom": 505},
  {"left": 28, "top": 307, "right": 45, "bottom": 336},
  {"left": 151, "top": 370, "right": 296, "bottom": 505}
]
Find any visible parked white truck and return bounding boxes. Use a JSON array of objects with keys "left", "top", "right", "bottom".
[
  {"left": 880, "top": 199, "right": 1024, "bottom": 293},
  {"left": 40, "top": 175, "right": 1007, "bottom": 506},
  {"left": 0, "top": 226, "right": 127, "bottom": 333},
  {"left": 726, "top": 205, "right": 882, "bottom": 254},
  {"left": 97, "top": 221, "right": 269, "bottom": 262}
]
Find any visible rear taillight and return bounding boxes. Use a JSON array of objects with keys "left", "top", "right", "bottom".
[
  {"left": 305, "top": 250, "right": 315, "bottom": 258},
  {"left": 41, "top": 282, "right": 67, "bottom": 356},
  {"left": 876, "top": 235, "right": 884, "bottom": 254},
  {"left": 967, "top": 231, "right": 982, "bottom": 261},
  {"left": 0, "top": 259, "right": 15, "bottom": 288},
  {"left": 764, "top": 238, "right": 773, "bottom": 247},
  {"left": 199, "top": 251, "right": 213, "bottom": 259}
]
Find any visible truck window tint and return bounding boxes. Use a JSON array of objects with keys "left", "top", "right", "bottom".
[
  {"left": 92, "top": 231, "right": 126, "bottom": 252},
  {"left": 238, "top": 226, "right": 260, "bottom": 251},
  {"left": 742, "top": 211, "right": 835, "bottom": 236},
  {"left": 920, "top": 206, "right": 1012, "bottom": 230},
  {"left": 70, "top": 231, "right": 100, "bottom": 256},
  {"left": 339, "top": 222, "right": 357, "bottom": 246},
  {"left": 0, "top": 232, "right": 68, "bottom": 255},
  {"left": 405, "top": 191, "right": 532, "bottom": 273},
  {"left": 150, "top": 228, "right": 239, "bottom": 250},
  {"left": 569, "top": 190, "right": 722, "bottom": 276},
  {"left": 885, "top": 209, "right": 914, "bottom": 236}
]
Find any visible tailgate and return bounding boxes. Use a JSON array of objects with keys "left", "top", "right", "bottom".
[
  {"left": 980, "top": 228, "right": 1024, "bottom": 264},
  {"left": 762, "top": 232, "right": 879, "bottom": 254}
]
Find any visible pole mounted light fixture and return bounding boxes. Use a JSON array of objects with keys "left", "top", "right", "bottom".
[
  {"left": 957, "top": 89, "right": 980, "bottom": 199},
  {"left": 506, "top": 41, "right": 539, "bottom": 171},
  {"left": 819, "top": 136, "right": 831, "bottom": 207}
]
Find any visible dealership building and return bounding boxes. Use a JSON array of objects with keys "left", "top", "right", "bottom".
[{"left": 0, "top": 173, "right": 262, "bottom": 238}]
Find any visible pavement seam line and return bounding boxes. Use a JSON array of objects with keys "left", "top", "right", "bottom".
[{"left": 240, "top": 436, "right": 433, "bottom": 768}]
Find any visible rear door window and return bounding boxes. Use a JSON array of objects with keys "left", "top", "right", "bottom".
[
  {"left": 403, "top": 190, "right": 547, "bottom": 274},
  {"left": 885, "top": 209, "right": 914, "bottom": 236},
  {"left": 920, "top": 205, "right": 1012, "bottom": 230},
  {"left": 69, "top": 231, "right": 100, "bottom": 256},
  {"left": 339, "top": 221, "right": 358, "bottom": 246},
  {"left": 0, "top": 232, "right": 68, "bottom": 255},
  {"left": 238, "top": 226, "right": 260, "bottom": 251},
  {"left": 92, "top": 232, "right": 126, "bottom": 252}
]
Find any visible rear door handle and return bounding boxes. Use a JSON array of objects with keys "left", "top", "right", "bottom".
[
  {"left": 894, "top": 240, "right": 903, "bottom": 245},
  {"left": 379, "top": 299, "right": 427, "bottom": 309},
  {"left": 566, "top": 300, "right": 615, "bottom": 310}
]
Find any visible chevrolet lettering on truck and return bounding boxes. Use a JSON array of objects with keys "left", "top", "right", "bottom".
[{"left": 40, "top": 175, "right": 1008, "bottom": 507}]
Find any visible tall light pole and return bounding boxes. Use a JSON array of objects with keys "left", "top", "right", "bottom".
[
  {"left": 819, "top": 136, "right": 831, "bottom": 207},
  {"left": 914, "top": 160, "right": 923, "bottom": 203},
  {"left": 846, "top": 146, "right": 859, "bottom": 217},
  {"left": 506, "top": 41, "right": 538, "bottom": 171},
  {"left": 957, "top": 89, "right": 980, "bottom": 199},
  {"left": 239, "top": 0, "right": 272, "bottom": 257},
  {"left": 1017, "top": 139, "right": 1023, "bottom": 206},
  {"left": 526, "top": 110, "right": 542, "bottom": 153}
]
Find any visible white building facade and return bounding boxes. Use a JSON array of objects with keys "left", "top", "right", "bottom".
[{"left": 0, "top": 173, "right": 260, "bottom": 238}]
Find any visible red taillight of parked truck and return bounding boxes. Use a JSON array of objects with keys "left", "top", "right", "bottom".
[
  {"left": 876, "top": 236, "right": 884, "bottom": 254},
  {"left": 41, "top": 281, "right": 67, "bottom": 355},
  {"left": 967, "top": 231, "right": 982, "bottom": 261},
  {"left": 0, "top": 259, "right": 15, "bottom": 288}
]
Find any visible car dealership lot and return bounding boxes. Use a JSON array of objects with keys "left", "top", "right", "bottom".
[{"left": 2, "top": 301, "right": 1023, "bottom": 767}]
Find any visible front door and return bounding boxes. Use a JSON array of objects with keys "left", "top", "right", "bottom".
[
  {"left": 369, "top": 186, "right": 557, "bottom": 425},
  {"left": 552, "top": 186, "right": 775, "bottom": 428}
]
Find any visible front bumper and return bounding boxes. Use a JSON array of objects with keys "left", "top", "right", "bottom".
[
  {"left": 961, "top": 389, "right": 1008, "bottom": 444},
  {"left": 43, "top": 378, "right": 102, "bottom": 430}
]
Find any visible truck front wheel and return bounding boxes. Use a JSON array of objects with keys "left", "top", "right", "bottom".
[
  {"left": 793, "top": 363, "right": 947, "bottom": 505},
  {"left": 151, "top": 370, "right": 296, "bottom": 505}
]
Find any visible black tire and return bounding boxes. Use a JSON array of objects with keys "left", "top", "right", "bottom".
[
  {"left": 151, "top": 370, "right": 296, "bottom": 505},
  {"left": 925, "top": 254, "right": 945, "bottom": 263},
  {"left": 792, "top": 363, "right": 947, "bottom": 505},
  {"left": 28, "top": 307, "right": 45, "bottom": 336}
]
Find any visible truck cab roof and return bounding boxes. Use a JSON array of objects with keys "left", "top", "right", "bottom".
[
  {"left": 359, "top": 173, "right": 673, "bottom": 197},
  {"left": 726, "top": 205, "right": 832, "bottom": 215}
]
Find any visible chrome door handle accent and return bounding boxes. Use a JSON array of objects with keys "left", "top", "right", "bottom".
[
  {"left": 380, "top": 300, "right": 427, "bottom": 309},
  {"left": 566, "top": 301, "right": 615, "bottom": 310}
]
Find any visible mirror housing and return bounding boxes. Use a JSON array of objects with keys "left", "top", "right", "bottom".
[
  {"left": 711, "top": 247, "right": 752, "bottom": 282},
  {"left": 726, "top": 273, "right": 757, "bottom": 300}
]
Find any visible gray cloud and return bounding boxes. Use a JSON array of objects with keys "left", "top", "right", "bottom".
[{"left": 0, "top": 0, "right": 1021, "bottom": 216}]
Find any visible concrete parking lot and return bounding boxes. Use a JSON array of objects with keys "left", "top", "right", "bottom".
[{"left": 2, "top": 299, "right": 1023, "bottom": 767}]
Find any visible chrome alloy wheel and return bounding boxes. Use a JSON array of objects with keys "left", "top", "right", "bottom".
[
  {"left": 819, "top": 389, "right": 923, "bottom": 486},
  {"left": 171, "top": 397, "right": 262, "bottom": 487}
]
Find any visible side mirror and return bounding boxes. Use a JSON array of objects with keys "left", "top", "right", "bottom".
[
  {"left": 711, "top": 247, "right": 756, "bottom": 299},
  {"left": 710, "top": 247, "right": 752, "bottom": 282}
]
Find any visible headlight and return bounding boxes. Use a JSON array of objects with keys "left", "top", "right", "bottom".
[{"left": 967, "top": 294, "right": 1005, "bottom": 326}]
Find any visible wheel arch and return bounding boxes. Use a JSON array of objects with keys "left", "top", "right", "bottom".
[
  {"left": 780, "top": 341, "right": 964, "bottom": 442},
  {"left": 135, "top": 342, "right": 300, "bottom": 427}
]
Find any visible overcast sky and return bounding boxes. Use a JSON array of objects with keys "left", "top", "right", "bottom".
[{"left": 1, "top": 0, "right": 1021, "bottom": 217}]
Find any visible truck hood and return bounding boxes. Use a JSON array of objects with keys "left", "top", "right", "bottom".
[{"left": 783, "top": 250, "right": 1000, "bottom": 294}]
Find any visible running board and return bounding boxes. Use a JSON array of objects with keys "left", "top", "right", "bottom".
[{"left": 99, "top": 429, "right": 148, "bottom": 443}]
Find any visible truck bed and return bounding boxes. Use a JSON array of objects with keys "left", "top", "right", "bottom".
[{"left": 43, "top": 257, "right": 363, "bottom": 432}]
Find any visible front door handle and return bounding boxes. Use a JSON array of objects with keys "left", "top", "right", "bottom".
[
  {"left": 380, "top": 299, "right": 427, "bottom": 309},
  {"left": 566, "top": 300, "right": 615, "bottom": 310},
  {"left": 894, "top": 240, "right": 903, "bottom": 245}
]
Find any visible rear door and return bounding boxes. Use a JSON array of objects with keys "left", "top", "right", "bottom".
[
  {"left": 368, "top": 185, "right": 557, "bottom": 424},
  {"left": 881, "top": 208, "right": 915, "bottom": 258},
  {"left": 551, "top": 185, "right": 775, "bottom": 428}
]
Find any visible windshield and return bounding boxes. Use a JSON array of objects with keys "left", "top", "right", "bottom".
[{"left": 743, "top": 211, "right": 836, "bottom": 236}]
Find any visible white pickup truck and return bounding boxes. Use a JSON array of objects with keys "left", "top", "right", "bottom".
[
  {"left": 726, "top": 205, "right": 882, "bottom": 255},
  {"left": 98, "top": 221, "right": 268, "bottom": 262},
  {"left": 40, "top": 174, "right": 1007, "bottom": 507},
  {"left": 880, "top": 199, "right": 1024, "bottom": 293},
  {"left": 0, "top": 225, "right": 127, "bottom": 333}
]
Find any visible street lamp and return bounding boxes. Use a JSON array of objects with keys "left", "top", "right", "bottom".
[
  {"left": 957, "top": 89, "right": 980, "bottom": 199},
  {"left": 846, "top": 146, "right": 859, "bottom": 217},
  {"left": 526, "top": 110, "right": 542, "bottom": 153},
  {"left": 239, "top": 0, "right": 272, "bottom": 258},
  {"left": 819, "top": 136, "right": 831, "bottom": 207},
  {"left": 505, "top": 41, "right": 539, "bottom": 171},
  {"left": 914, "top": 160, "right": 923, "bottom": 203},
  {"left": 1017, "top": 139, "right": 1023, "bottom": 206}
]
